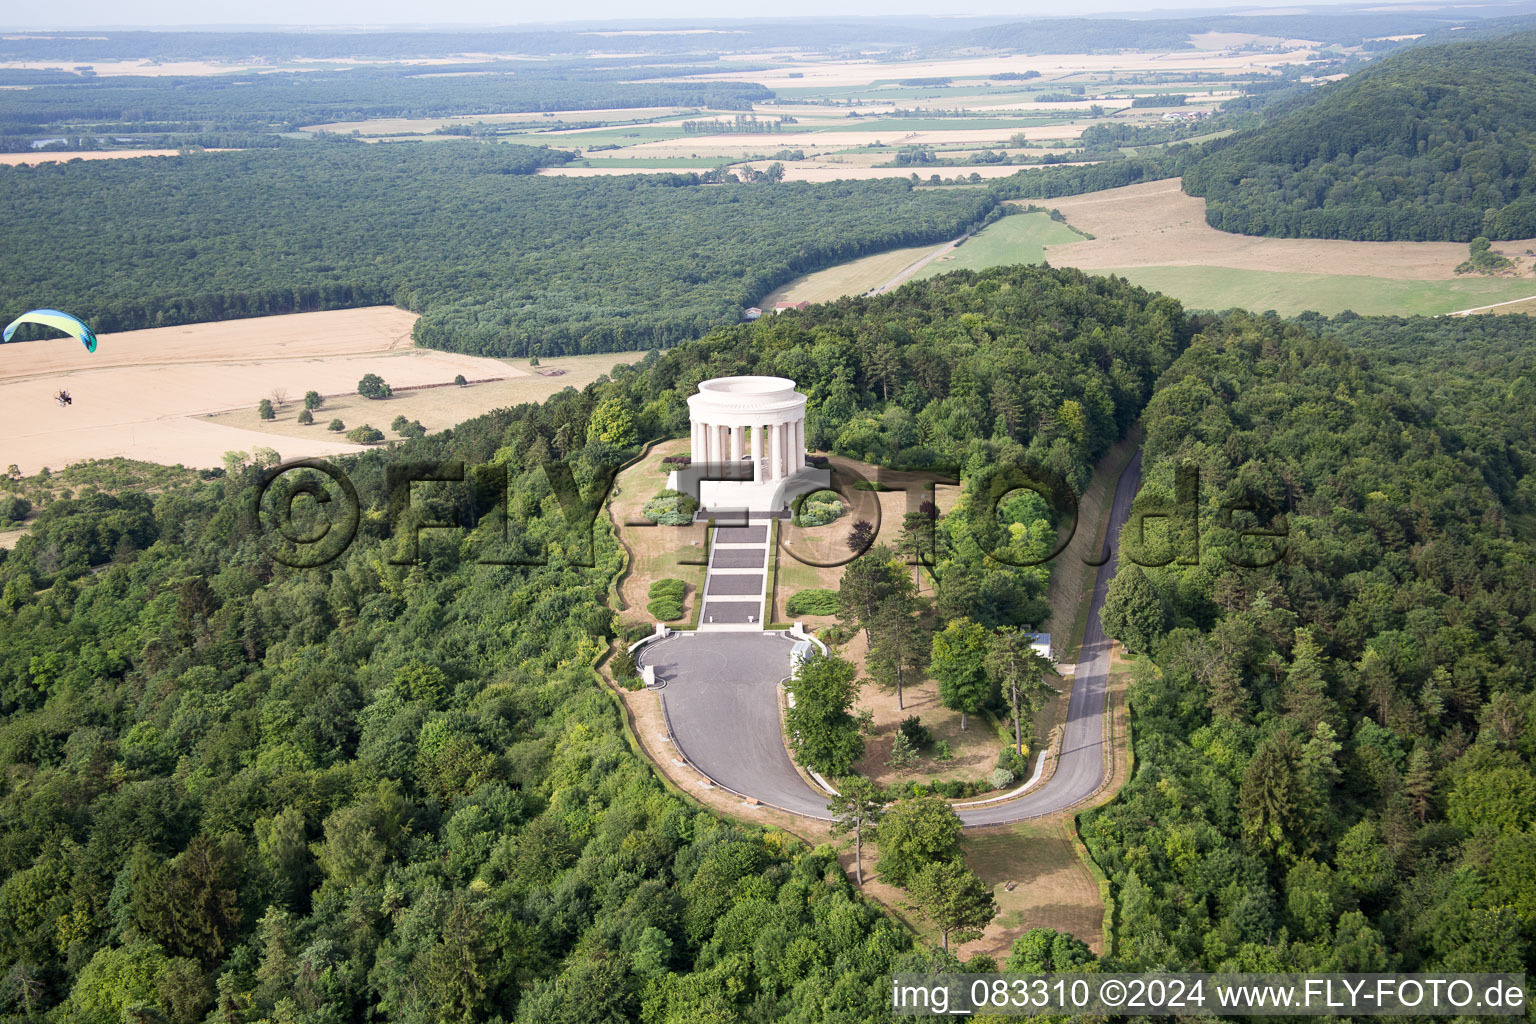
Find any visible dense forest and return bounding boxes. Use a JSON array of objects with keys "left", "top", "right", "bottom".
[
  {"left": 1089, "top": 308, "right": 1536, "bottom": 972},
  {"left": 0, "top": 266, "right": 1189, "bottom": 1021},
  {"left": 1183, "top": 31, "right": 1536, "bottom": 241},
  {"left": 0, "top": 143, "right": 1002, "bottom": 356},
  {"left": 0, "top": 60, "right": 770, "bottom": 141}
]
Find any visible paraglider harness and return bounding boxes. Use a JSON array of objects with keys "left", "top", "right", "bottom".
[{"left": 55, "top": 389, "right": 72, "bottom": 407}]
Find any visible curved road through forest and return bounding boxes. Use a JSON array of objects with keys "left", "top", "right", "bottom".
[
  {"left": 638, "top": 451, "right": 1143, "bottom": 827},
  {"left": 957, "top": 450, "right": 1141, "bottom": 826}
]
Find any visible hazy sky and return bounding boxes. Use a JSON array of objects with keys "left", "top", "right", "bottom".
[{"left": 15, "top": 0, "right": 1374, "bottom": 29}]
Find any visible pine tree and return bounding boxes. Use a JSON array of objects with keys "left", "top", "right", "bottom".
[
  {"left": 827, "top": 776, "right": 884, "bottom": 885},
  {"left": 1403, "top": 745, "right": 1435, "bottom": 822},
  {"left": 1239, "top": 732, "right": 1318, "bottom": 859},
  {"left": 1282, "top": 628, "right": 1334, "bottom": 730},
  {"left": 987, "top": 626, "right": 1055, "bottom": 754},
  {"left": 866, "top": 593, "right": 928, "bottom": 710}
]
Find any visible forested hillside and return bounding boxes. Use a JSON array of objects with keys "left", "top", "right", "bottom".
[
  {"left": 945, "top": 10, "right": 1471, "bottom": 53},
  {"left": 1089, "top": 311, "right": 1536, "bottom": 971},
  {"left": 0, "top": 61, "right": 771, "bottom": 141},
  {"left": 0, "top": 143, "right": 1001, "bottom": 356},
  {"left": 1183, "top": 31, "right": 1536, "bottom": 241},
  {"left": 0, "top": 266, "right": 1189, "bottom": 1021}
]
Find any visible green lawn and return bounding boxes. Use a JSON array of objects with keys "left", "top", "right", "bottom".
[
  {"left": 913, "top": 212, "right": 1084, "bottom": 280},
  {"left": 1096, "top": 266, "right": 1536, "bottom": 317}
]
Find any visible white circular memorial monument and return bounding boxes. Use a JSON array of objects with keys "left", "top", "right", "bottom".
[{"left": 671, "top": 375, "right": 828, "bottom": 513}]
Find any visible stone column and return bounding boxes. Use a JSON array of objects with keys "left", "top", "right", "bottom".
[
  {"left": 751, "top": 422, "right": 764, "bottom": 482},
  {"left": 730, "top": 422, "right": 743, "bottom": 468},
  {"left": 793, "top": 419, "right": 804, "bottom": 470},
  {"left": 769, "top": 419, "right": 783, "bottom": 480},
  {"left": 716, "top": 425, "right": 728, "bottom": 469},
  {"left": 691, "top": 421, "right": 702, "bottom": 461}
]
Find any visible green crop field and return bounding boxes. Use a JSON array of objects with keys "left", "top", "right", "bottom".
[
  {"left": 1094, "top": 265, "right": 1536, "bottom": 316},
  {"left": 914, "top": 211, "right": 1084, "bottom": 279}
]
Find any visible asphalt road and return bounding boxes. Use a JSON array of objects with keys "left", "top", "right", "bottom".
[
  {"left": 639, "top": 631, "right": 837, "bottom": 819},
  {"left": 640, "top": 451, "right": 1143, "bottom": 826},
  {"left": 957, "top": 450, "right": 1142, "bottom": 826}
]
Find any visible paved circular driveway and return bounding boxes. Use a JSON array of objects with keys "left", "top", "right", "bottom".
[
  {"left": 632, "top": 449, "right": 1146, "bottom": 829},
  {"left": 637, "top": 631, "right": 836, "bottom": 819}
]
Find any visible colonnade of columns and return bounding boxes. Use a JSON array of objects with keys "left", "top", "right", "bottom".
[{"left": 690, "top": 419, "right": 804, "bottom": 482}]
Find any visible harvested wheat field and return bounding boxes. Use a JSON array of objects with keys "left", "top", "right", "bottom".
[
  {"left": 1037, "top": 179, "right": 1536, "bottom": 279},
  {"left": 0, "top": 149, "right": 237, "bottom": 166},
  {"left": 0, "top": 307, "right": 419, "bottom": 382},
  {"left": 0, "top": 307, "right": 515, "bottom": 475},
  {"left": 210, "top": 350, "right": 645, "bottom": 446},
  {"left": 665, "top": 49, "right": 1316, "bottom": 89}
]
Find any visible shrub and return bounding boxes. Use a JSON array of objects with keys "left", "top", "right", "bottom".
[
  {"left": 346, "top": 424, "right": 385, "bottom": 444},
  {"left": 303, "top": 390, "right": 322, "bottom": 410},
  {"left": 786, "top": 588, "right": 838, "bottom": 616},
  {"left": 794, "top": 489, "right": 846, "bottom": 527},
  {"left": 327, "top": 419, "right": 345, "bottom": 432},
  {"left": 257, "top": 399, "right": 275, "bottom": 420},
  {"left": 610, "top": 648, "right": 638, "bottom": 681},
  {"left": 933, "top": 740, "right": 954, "bottom": 761},
  {"left": 297, "top": 409, "right": 314, "bottom": 425},
  {"left": 899, "top": 715, "right": 933, "bottom": 750},
  {"left": 641, "top": 489, "right": 699, "bottom": 526},
  {"left": 647, "top": 578, "right": 687, "bottom": 620},
  {"left": 997, "top": 746, "right": 1030, "bottom": 777},
  {"left": 392, "top": 415, "right": 409, "bottom": 432},
  {"left": 453, "top": 374, "right": 467, "bottom": 387},
  {"left": 989, "top": 766, "right": 1016, "bottom": 790},
  {"left": 0, "top": 495, "right": 30, "bottom": 524},
  {"left": 888, "top": 730, "right": 919, "bottom": 771},
  {"left": 818, "top": 623, "right": 854, "bottom": 645},
  {"left": 357, "top": 373, "right": 392, "bottom": 399},
  {"left": 647, "top": 597, "right": 685, "bottom": 621},
  {"left": 649, "top": 578, "right": 686, "bottom": 600}
]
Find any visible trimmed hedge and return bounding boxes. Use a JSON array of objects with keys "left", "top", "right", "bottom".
[
  {"left": 786, "top": 588, "right": 838, "bottom": 616},
  {"left": 647, "top": 577, "right": 687, "bottom": 621},
  {"left": 794, "top": 489, "right": 846, "bottom": 527},
  {"left": 641, "top": 489, "right": 699, "bottom": 526}
]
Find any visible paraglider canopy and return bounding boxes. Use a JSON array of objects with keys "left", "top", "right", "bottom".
[{"left": 3, "top": 309, "right": 97, "bottom": 353}]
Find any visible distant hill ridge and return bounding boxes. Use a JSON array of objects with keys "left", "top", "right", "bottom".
[{"left": 1183, "top": 30, "right": 1536, "bottom": 242}]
